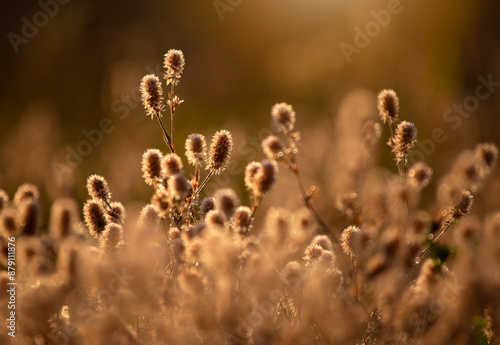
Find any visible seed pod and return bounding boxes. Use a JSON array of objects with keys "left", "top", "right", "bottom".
[
  {"left": 271, "top": 103, "right": 296, "bottom": 133},
  {"left": 207, "top": 130, "right": 233, "bottom": 174},
  {"left": 162, "top": 153, "right": 183, "bottom": 176},
  {"left": 83, "top": 200, "right": 107, "bottom": 238},
  {"left": 164, "top": 49, "right": 185, "bottom": 86},
  {"left": 142, "top": 149, "right": 163, "bottom": 185},
  {"left": 185, "top": 133, "right": 207, "bottom": 166},
  {"left": 261, "top": 135, "right": 283, "bottom": 160},
  {"left": 214, "top": 188, "right": 239, "bottom": 219},
  {"left": 377, "top": 89, "right": 399, "bottom": 123},
  {"left": 49, "top": 198, "right": 79, "bottom": 239},
  {"left": 140, "top": 74, "right": 164, "bottom": 118},
  {"left": 86, "top": 175, "right": 111, "bottom": 203}
]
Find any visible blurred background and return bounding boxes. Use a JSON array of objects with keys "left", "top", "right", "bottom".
[{"left": 1, "top": 0, "right": 500, "bottom": 220}]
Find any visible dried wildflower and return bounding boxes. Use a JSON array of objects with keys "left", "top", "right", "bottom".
[
  {"left": 162, "top": 153, "right": 183, "bottom": 176},
  {"left": 0, "top": 208, "right": 18, "bottom": 237},
  {"left": 164, "top": 49, "right": 185, "bottom": 86},
  {"left": 207, "top": 130, "right": 232, "bottom": 174},
  {"left": 408, "top": 162, "right": 433, "bottom": 188},
  {"left": 14, "top": 183, "right": 39, "bottom": 206},
  {"left": 214, "top": 188, "right": 239, "bottom": 219},
  {"left": 185, "top": 133, "right": 207, "bottom": 166},
  {"left": 0, "top": 190, "right": 9, "bottom": 211},
  {"left": 311, "top": 235, "right": 333, "bottom": 252},
  {"left": 141, "top": 74, "right": 164, "bottom": 118},
  {"left": 142, "top": 149, "right": 163, "bottom": 185},
  {"left": 303, "top": 244, "right": 325, "bottom": 264},
  {"left": 281, "top": 261, "right": 305, "bottom": 291},
  {"left": 106, "top": 201, "right": 126, "bottom": 224},
  {"left": 86, "top": 175, "right": 111, "bottom": 203},
  {"left": 271, "top": 102, "right": 296, "bottom": 133},
  {"left": 100, "top": 223, "right": 124, "bottom": 254},
  {"left": 391, "top": 121, "right": 417, "bottom": 164},
  {"left": 83, "top": 200, "right": 107, "bottom": 238},
  {"left": 475, "top": 142, "right": 499, "bottom": 176},
  {"left": 168, "top": 173, "right": 191, "bottom": 200},
  {"left": 200, "top": 197, "right": 215, "bottom": 218},
  {"left": 261, "top": 135, "right": 283, "bottom": 160},
  {"left": 232, "top": 206, "right": 253, "bottom": 233},
  {"left": 49, "top": 198, "right": 79, "bottom": 239},
  {"left": 254, "top": 160, "right": 278, "bottom": 197},
  {"left": 377, "top": 89, "right": 399, "bottom": 123},
  {"left": 151, "top": 188, "right": 170, "bottom": 218},
  {"left": 137, "top": 204, "right": 160, "bottom": 229},
  {"left": 335, "top": 192, "right": 359, "bottom": 217},
  {"left": 451, "top": 190, "right": 473, "bottom": 221},
  {"left": 18, "top": 198, "right": 40, "bottom": 236},
  {"left": 205, "top": 209, "right": 225, "bottom": 227},
  {"left": 340, "top": 225, "right": 361, "bottom": 258},
  {"left": 244, "top": 161, "right": 261, "bottom": 192}
]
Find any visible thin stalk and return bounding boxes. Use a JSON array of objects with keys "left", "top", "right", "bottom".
[
  {"left": 415, "top": 219, "right": 453, "bottom": 264},
  {"left": 193, "top": 171, "right": 214, "bottom": 199},
  {"left": 103, "top": 200, "right": 125, "bottom": 229},
  {"left": 155, "top": 111, "right": 175, "bottom": 153},
  {"left": 251, "top": 195, "right": 263, "bottom": 218},
  {"left": 292, "top": 167, "right": 336, "bottom": 243}
]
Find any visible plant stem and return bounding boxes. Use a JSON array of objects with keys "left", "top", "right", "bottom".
[{"left": 155, "top": 111, "right": 175, "bottom": 153}]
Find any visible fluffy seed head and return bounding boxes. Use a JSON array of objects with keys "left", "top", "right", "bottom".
[
  {"left": 475, "top": 143, "right": 499, "bottom": 175},
  {"left": 214, "top": 188, "right": 240, "bottom": 219},
  {"left": 244, "top": 161, "right": 261, "bottom": 192},
  {"left": 207, "top": 130, "right": 233, "bottom": 174},
  {"left": 106, "top": 201, "right": 126, "bottom": 224},
  {"left": 261, "top": 135, "right": 283, "bottom": 160},
  {"left": 86, "top": 175, "right": 111, "bottom": 203},
  {"left": 138, "top": 204, "right": 160, "bottom": 230},
  {"left": 141, "top": 74, "right": 164, "bottom": 118},
  {"left": 335, "top": 192, "right": 359, "bottom": 217},
  {"left": 311, "top": 235, "right": 333, "bottom": 252},
  {"left": 162, "top": 153, "right": 183, "bottom": 176},
  {"left": 0, "top": 208, "right": 18, "bottom": 237},
  {"left": 168, "top": 173, "right": 192, "bottom": 200},
  {"left": 205, "top": 209, "right": 226, "bottom": 227},
  {"left": 83, "top": 200, "right": 107, "bottom": 238},
  {"left": 0, "top": 190, "right": 9, "bottom": 211},
  {"left": 151, "top": 188, "right": 170, "bottom": 218},
  {"left": 377, "top": 89, "right": 399, "bottom": 123},
  {"left": 271, "top": 102, "right": 296, "bottom": 133},
  {"left": 100, "top": 223, "right": 125, "bottom": 254},
  {"left": 200, "top": 197, "right": 215, "bottom": 218},
  {"left": 49, "top": 198, "right": 79, "bottom": 238},
  {"left": 451, "top": 190, "right": 474, "bottom": 220},
  {"left": 14, "top": 184, "right": 39, "bottom": 206},
  {"left": 185, "top": 133, "right": 207, "bottom": 166},
  {"left": 254, "top": 160, "right": 278, "bottom": 197},
  {"left": 392, "top": 121, "right": 417, "bottom": 163},
  {"left": 408, "top": 162, "right": 433, "bottom": 188},
  {"left": 18, "top": 198, "right": 40, "bottom": 236},
  {"left": 233, "top": 206, "right": 253, "bottom": 234},
  {"left": 142, "top": 149, "right": 163, "bottom": 185},
  {"left": 164, "top": 49, "right": 185, "bottom": 86},
  {"left": 340, "top": 225, "right": 362, "bottom": 258}
]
